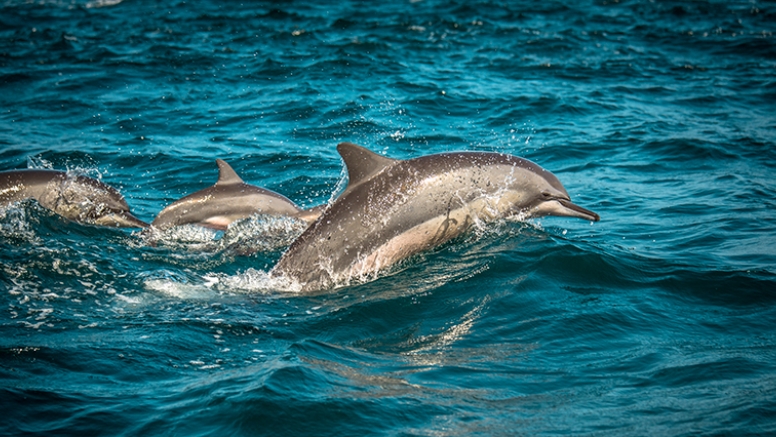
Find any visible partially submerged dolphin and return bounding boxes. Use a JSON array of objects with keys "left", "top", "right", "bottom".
[
  {"left": 272, "top": 142, "right": 600, "bottom": 291},
  {"left": 0, "top": 169, "right": 148, "bottom": 228},
  {"left": 150, "top": 159, "right": 322, "bottom": 231}
]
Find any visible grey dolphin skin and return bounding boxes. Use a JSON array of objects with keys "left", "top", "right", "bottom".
[
  {"left": 0, "top": 169, "right": 148, "bottom": 228},
  {"left": 150, "top": 159, "right": 322, "bottom": 231},
  {"left": 272, "top": 142, "right": 600, "bottom": 291}
]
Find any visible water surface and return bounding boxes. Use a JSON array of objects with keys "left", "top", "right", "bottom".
[{"left": 1, "top": 0, "right": 775, "bottom": 435}]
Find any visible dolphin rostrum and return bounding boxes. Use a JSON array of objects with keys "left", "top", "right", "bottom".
[
  {"left": 150, "top": 159, "right": 322, "bottom": 231},
  {"left": 271, "top": 142, "right": 600, "bottom": 291},
  {"left": 0, "top": 169, "right": 148, "bottom": 228}
]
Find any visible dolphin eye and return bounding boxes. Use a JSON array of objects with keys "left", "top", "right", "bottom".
[{"left": 541, "top": 192, "right": 553, "bottom": 199}]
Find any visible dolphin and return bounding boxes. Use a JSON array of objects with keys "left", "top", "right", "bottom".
[
  {"left": 0, "top": 169, "right": 148, "bottom": 228},
  {"left": 150, "top": 159, "right": 323, "bottom": 231},
  {"left": 271, "top": 142, "right": 600, "bottom": 291}
]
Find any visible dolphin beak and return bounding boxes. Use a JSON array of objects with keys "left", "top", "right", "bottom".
[
  {"left": 557, "top": 199, "right": 600, "bottom": 222},
  {"left": 102, "top": 212, "right": 150, "bottom": 228}
]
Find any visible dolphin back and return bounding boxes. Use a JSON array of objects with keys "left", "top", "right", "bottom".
[{"left": 151, "top": 159, "right": 318, "bottom": 231}]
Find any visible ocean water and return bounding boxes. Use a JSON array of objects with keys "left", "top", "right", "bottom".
[{"left": 1, "top": 0, "right": 775, "bottom": 435}]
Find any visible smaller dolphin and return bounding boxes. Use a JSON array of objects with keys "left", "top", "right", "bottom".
[
  {"left": 272, "top": 142, "right": 600, "bottom": 291},
  {"left": 150, "top": 159, "right": 322, "bottom": 231},
  {"left": 0, "top": 169, "right": 148, "bottom": 228}
]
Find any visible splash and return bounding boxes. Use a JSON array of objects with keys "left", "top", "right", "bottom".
[
  {"left": 0, "top": 203, "right": 40, "bottom": 243},
  {"left": 143, "top": 277, "right": 219, "bottom": 300},
  {"left": 208, "top": 269, "right": 304, "bottom": 294},
  {"left": 26, "top": 155, "right": 103, "bottom": 180},
  {"left": 138, "top": 214, "right": 308, "bottom": 255}
]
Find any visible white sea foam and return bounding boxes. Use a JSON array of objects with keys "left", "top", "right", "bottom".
[
  {"left": 210, "top": 268, "right": 304, "bottom": 294},
  {"left": 137, "top": 214, "right": 308, "bottom": 255},
  {"left": 143, "top": 277, "right": 217, "bottom": 300},
  {"left": 85, "top": 0, "right": 124, "bottom": 8}
]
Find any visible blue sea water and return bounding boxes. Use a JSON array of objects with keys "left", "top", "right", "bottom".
[{"left": 1, "top": 0, "right": 776, "bottom": 435}]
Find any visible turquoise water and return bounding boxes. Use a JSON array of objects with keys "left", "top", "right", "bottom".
[{"left": 2, "top": 0, "right": 776, "bottom": 435}]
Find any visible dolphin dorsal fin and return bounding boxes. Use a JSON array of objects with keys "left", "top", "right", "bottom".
[
  {"left": 337, "top": 142, "right": 397, "bottom": 193},
  {"left": 215, "top": 159, "right": 244, "bottom": 185}
]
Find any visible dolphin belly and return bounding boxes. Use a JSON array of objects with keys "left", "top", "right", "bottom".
[{"left": 345, "top": 203, "right": 476, "bottom": 284}]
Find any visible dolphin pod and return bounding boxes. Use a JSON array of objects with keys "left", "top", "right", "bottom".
[
  {"left": 0, "top": 169, "right": 148, "bottom": 228},
  {"left": 271, "top": 142, "right": 600, "bottom": 291},
  {"left": 150, "top": 159, "right": 323, "bottom": 231},
  {"left": 0, "top": 160, "right": 320, "bottom": 230},
  {"left": 1, "top": 143, "right": 599, "bottom": 291}
]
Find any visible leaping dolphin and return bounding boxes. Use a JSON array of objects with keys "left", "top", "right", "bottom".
[
  {"left": 271, "top": 142, "right": 600, "bottom": 291},
  {"left": 0, "top": 169, "right": 148, "bottom": 228},
  {"left": 150, "top": 159, "right": 322, "bottom": 231}
]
